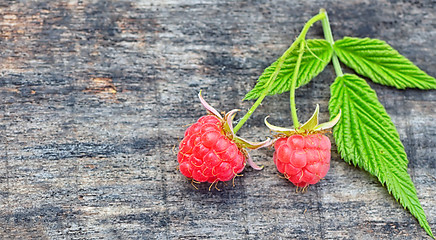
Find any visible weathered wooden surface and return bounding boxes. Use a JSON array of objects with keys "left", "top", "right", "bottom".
[{"left": 1, "top": 0, "right": 435, "bottom": 239}]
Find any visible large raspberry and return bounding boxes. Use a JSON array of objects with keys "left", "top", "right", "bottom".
[
  {"left": 178, "top": 115, "right": 245, "bottom": 183},
  {"left": 273, "top": 134, "right": 331, "bottom": 187},
  {"left": 177, "top": 92, "right": 272, "bottom": 184}
]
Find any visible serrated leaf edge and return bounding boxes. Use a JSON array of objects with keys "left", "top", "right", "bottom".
[{"left": 329, "top": 74, "right": 434, "bottom": 238}]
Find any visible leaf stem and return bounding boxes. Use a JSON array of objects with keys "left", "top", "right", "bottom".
[
  {"left": 289, "top": 40, "right": 306, "bottom": 129},
  {"left": 320, "top": 9, "right": 343, "bottom": 77},
  {"left": 233, "top": 11, "right": 326, "bottom": 134}
]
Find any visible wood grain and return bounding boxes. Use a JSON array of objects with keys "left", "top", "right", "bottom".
[{"left": 1, "top": 0, "right": 435, "bottom": 239}]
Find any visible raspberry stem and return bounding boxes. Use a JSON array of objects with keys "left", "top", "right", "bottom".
[
  {"left": 289, "top": 40, "right": 306, "bottom": 129},
  {"left": 320, "top": 9, "right": 343, "bottom": 77},
  {"left": 233, "top": 11, "right": 326, "bottom": 134}
]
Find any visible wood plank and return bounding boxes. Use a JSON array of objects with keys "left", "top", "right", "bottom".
[{"left": 1, "top": 0, "right": 435, "bottom": 239}]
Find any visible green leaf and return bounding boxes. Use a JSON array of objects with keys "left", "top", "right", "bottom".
[
  {"left": 329, "top": 74, "right": 434, "bottom": 238},
  {"left": 244, "top": 39, "right": 333, "bottom": 100},
  {"left": 334, "top": 37, "right": 436, "bottom": 89}
]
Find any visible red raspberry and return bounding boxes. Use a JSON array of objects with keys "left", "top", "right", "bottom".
[
  {"left": 177, "top": 92, "right": 271, "bottom": 186},
  {"left": 273, "top": 134, "right": 331, "bottom": 187},
  {"left": 178, "top": 115, "right": 245, "bottom": 183},
  {"left": 265, "top": 104, "right": 340, "bottom": 188}
]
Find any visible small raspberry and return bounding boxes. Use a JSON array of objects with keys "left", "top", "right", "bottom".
[
  {"left": 265, "top": 104, "right": 341, "bottom": 189},
  {"left": 178, "top": 115, "right": 245, "bottom": 183},
  {"left": 273, "top": 134, "right": 331, "bottom": 187}
]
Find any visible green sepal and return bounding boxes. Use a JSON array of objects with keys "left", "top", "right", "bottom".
[
  {"left": 264, "top": 104, "right": 341, "bottom": 135},
  {"left": 300, "top": 104, "right": 319, "bottom": 131}
]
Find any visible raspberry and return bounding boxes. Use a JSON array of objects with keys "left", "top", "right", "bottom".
[
  {"left": 265, "top": 104, "right": 341, "bottom": 188},
  {"left": 273, "top": 134, "right": 331, "bottom": 187},
  {"left": 177, "top": 92, "right": 272, "bottom": 185},
  {"left": 178, "top": 115, "right": 245, "bottom": 183}
]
